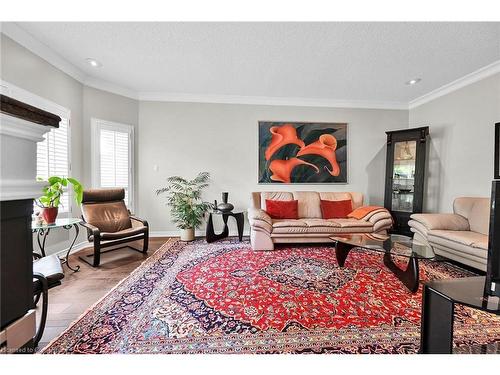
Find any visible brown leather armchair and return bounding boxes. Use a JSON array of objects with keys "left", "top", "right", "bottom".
[{"left": 79, "top": 188, "right": 149, "bottom": 267}]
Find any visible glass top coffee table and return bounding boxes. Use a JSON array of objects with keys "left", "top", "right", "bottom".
[{"left": 330, "top": 233, "right": 436, "bottom": 293}]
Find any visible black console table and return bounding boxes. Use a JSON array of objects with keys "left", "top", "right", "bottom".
[
  {"left": 420, "top": 276, "right": 500, "bottom": 354},
  {"left": 206, "top": 210, "right": 245, "bottom": 243}
]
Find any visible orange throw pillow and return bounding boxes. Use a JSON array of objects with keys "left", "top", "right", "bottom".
[
  {"left": 347, "top": 206, "right": 385, "bottom": 220},
  {"left": 265, "top": 199, "right": 299, "bottom": 219},
  {"left": 320, "top": 199, "right": 353, "bottom": 219}
]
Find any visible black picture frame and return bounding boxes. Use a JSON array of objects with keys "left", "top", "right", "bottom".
[{"left": 495, "top": 123, "right": 500, "bottom": 179}]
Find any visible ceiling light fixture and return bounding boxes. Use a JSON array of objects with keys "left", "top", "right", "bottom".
[
  {"left": 85, "top": 58, "right": 102, "bottom": 68},
  {"left": 405, "top": 78, "right": 421, "bottom": 86}
]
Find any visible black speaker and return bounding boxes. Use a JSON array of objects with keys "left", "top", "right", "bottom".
[{"left": 486, "top": 180, "right": 500, "bottom": 297}]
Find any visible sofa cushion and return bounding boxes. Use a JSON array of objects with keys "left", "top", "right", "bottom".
[
  {"left": 320, "top": 199, "right": 353, "bottom": 219},
  {"left": 331, "top": 218, "right": 373, "bottom": 228},
  {"left": 260, "top": 192, "right": 294, "bottom": 210},
  {"left": 272, "top": 219, "right": 308, "bottom": 228},
  {"left": 428, "top": 229, "right": 488, "bottom": 251},
  {"left": 319, "top": 192, "right": 363, "bottom": 209},
  {"left": 271, "top": 217, "right": 372, "bottom": 234},
  {"left": 302, "top": 219, "right": 341, "bottom": 227},
  {"left": 292, "top": 191, "right": 322, "bottom": 218},
  {"left": 271, "top": 221, "right": 371, "bottom": 234},
  {"left": 265, "top": 199, "right": 299, "bottom": 219}
]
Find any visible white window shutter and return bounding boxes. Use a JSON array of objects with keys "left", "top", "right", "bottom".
[
  {"left": 36, "top": 118, "right": 70, "bottom": 212},
  {"left": 93, "top": 119, "right": 134, "bottom": 209}
]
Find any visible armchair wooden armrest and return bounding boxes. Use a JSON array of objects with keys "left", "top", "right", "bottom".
[{"left": 79, "top": 220, "right": 101, "bottom": 242}]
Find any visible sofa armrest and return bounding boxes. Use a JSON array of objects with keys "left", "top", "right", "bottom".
[
  {"left": 409, "top": 213, "right": 470, "bottom": 231},
  {"left": 247, "top": 208, "right": 272, "bottom": 233}
]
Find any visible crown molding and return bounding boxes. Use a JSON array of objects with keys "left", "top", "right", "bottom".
[
  {"left": 1, "top": 22, "right": 139, "bottom": 100},
  {"left": 3, "top": 22, "right": 498, "bottom": 111},
  {"left": 409, "top": 60, "right": 500, "bottom": 109},
  {"left": 138, "top": 92, "right": 409, "bottom": 110},
  {"left": 84, "top": 77, "right": 138, "bottom": 100},
  {"left": 1, "top": 22, "right": 86, "bottom": 83}
]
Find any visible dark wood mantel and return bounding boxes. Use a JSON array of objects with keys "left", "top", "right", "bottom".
[{"left": 0, "top": 95, "right": 61, "bottom": 127}]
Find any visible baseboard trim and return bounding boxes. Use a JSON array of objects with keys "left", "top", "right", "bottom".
[{"left": 150, "top": 230, "right": 250, "bottom": 238}]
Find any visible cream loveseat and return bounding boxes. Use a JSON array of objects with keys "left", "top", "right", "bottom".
[
  {"left": 248, "top": 191, "right": 393, "bottom": 251},
  {"left": 408, "top": 197, "right": 489, "bottom": 271}
]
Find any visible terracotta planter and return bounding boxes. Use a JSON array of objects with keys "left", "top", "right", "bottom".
[
  {"left": 41, "top": 207, "right": 58, "bottom": 224},
  {"left": 180, "top": 228, "right": 195, "bottom": 242}
]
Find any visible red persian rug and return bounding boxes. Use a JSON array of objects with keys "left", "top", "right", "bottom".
[{"left": 41, "top": 239, "right": 500, "bottom": 354}]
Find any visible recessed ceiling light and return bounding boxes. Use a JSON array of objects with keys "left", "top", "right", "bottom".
[
  {"left": 85, "top": 58, "right": 102, "bottom": 68},
  {"left": 405, "top": 78, "right": 421, "bottom": 86}
]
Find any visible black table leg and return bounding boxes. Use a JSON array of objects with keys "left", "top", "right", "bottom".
[
  {"left": 206, "top": 213, "right": 229, "bottom": 243},
  {"left": 420, "top": 284, "right": 454, "bottom": 353},
  {"left": 383, "top": 252, "right": 419, "bottom": 293},
  {"left": 235, "top": 212, "right": 244, "bottom": 241},
  {"left": 61, "top": 224, "right": 80, "bottom": 272},
  {"left": 335, "top": 242, "right": 353, "bottom": 267},
  {"left": 35, "top": 228, "right": 50, "bottom": 257}
]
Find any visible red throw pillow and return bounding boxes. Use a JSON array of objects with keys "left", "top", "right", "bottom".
[
  {"left": 265, "top": 199, "right": 299, "bottom": 219},
  {"left": 320, "top": 199, "right": 353, "bottom": 219}
]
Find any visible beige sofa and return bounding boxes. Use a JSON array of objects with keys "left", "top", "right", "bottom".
[
  {"left": 408, "top": 197, "right": 490, "bottom": 271},
  {"left": 248, "top": 191, "right": 393, "bottom": 250}
]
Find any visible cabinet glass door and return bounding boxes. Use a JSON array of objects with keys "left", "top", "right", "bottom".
[{"left": 391, "top": 141, "right": 416, "bottom": 212}]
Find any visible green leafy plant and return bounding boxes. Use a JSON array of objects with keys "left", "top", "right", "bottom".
[
  {"left": 35, "top": 176, "right": 83, "bottom": 208},
  {"left": 156, "top": 172, "right": 211, "bottom": 230}
]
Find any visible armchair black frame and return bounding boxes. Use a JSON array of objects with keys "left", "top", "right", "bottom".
[{"left": 79, "top": 214, "right": 149, "bottom": 267}]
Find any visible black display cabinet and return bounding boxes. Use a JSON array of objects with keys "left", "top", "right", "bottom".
[{"left": 384, "top": 127, "right": 429, "bottom": 236}]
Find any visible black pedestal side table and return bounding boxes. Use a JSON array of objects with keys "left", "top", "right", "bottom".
[
  {"left": 420, "top": 276, "right": 500, "bottom": 354},
  {"left": 32, "top": 217, "right": 82, "bottom": 272},
  {"left": 206, "top": 210, "right": 245, "bottom": 243}
]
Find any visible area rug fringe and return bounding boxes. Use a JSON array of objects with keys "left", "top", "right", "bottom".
[{"left": 40, "top": 238, "right": 179, "bottom": 353}]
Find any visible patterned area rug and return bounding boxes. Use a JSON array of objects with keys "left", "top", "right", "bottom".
[{"left": 42, "top": 239, "right": 500, "bottom": 354}]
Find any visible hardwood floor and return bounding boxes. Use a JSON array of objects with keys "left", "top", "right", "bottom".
[{"left": 36, "top": 237, "right": 171, "bottom": 351}]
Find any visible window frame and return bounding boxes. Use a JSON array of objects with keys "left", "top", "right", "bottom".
[
  {"left": 1, "top": 80, "right": 72, "bottom": 216},
  {"left": 90, "top": 118, "right": 135, "bottom": 211}
]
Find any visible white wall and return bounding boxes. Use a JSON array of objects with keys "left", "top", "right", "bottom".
[
  {"left": 409, "top": 73, "right": 500, "bottom": 213},
  {"left": 1, "top": 35, "right": 139, "bottom": 255},
  {"left": 82, "top": 86, "right": 139, "bottom": 208},
  {"left": 137, "top": 101, "right": 408, "bottom": 234}
]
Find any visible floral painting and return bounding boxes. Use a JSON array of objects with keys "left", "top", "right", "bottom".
[{"left": 259, "top": 121, "right": 347, "bottom": 183}]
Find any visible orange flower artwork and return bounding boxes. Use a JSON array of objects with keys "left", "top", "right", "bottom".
[
  {"left": 296, "top": 134, "right": 341, "bottom": 176},
  {"left": 269, "top": 158, "right": 320, "bottom": 183},
  {"left": 265, "top": 124, "right": 305, "bottom": 160},
  {"left": 259, "top": 122, "right": 347, "bottom": 183}
]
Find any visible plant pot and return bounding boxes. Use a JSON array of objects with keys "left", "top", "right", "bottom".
[
  {"left": 41, "top": 207, "right": 58, "bottom": 224},
  {"left": 180, "top": 228, "right": 195, "bottom": 242}
]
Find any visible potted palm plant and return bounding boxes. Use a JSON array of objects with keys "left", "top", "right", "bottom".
[
  {"left": 35, "top": 176, "right": 83, "bottom": 224},
  {"left": 156, "top": 172, "right": 211, "bottom": 241}
]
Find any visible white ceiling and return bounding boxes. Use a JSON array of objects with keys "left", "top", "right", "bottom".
[{"left": 7, "top": 22, "right": 500, "bottom": 106}]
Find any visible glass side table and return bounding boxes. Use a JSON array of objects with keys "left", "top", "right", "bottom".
[{"left": 32, "top": 217, "right": 82, "bottom": 272}]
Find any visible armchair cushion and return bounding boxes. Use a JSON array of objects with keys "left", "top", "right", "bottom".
[
  {"left": 409, "top": 213, "right": 470, "bottom": 231},
  {"left": 95, "top": 225, "right": 148, "bottom": 241},
  {"left": 82, "top": 200, "right": 132, "bottom": 233}
]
